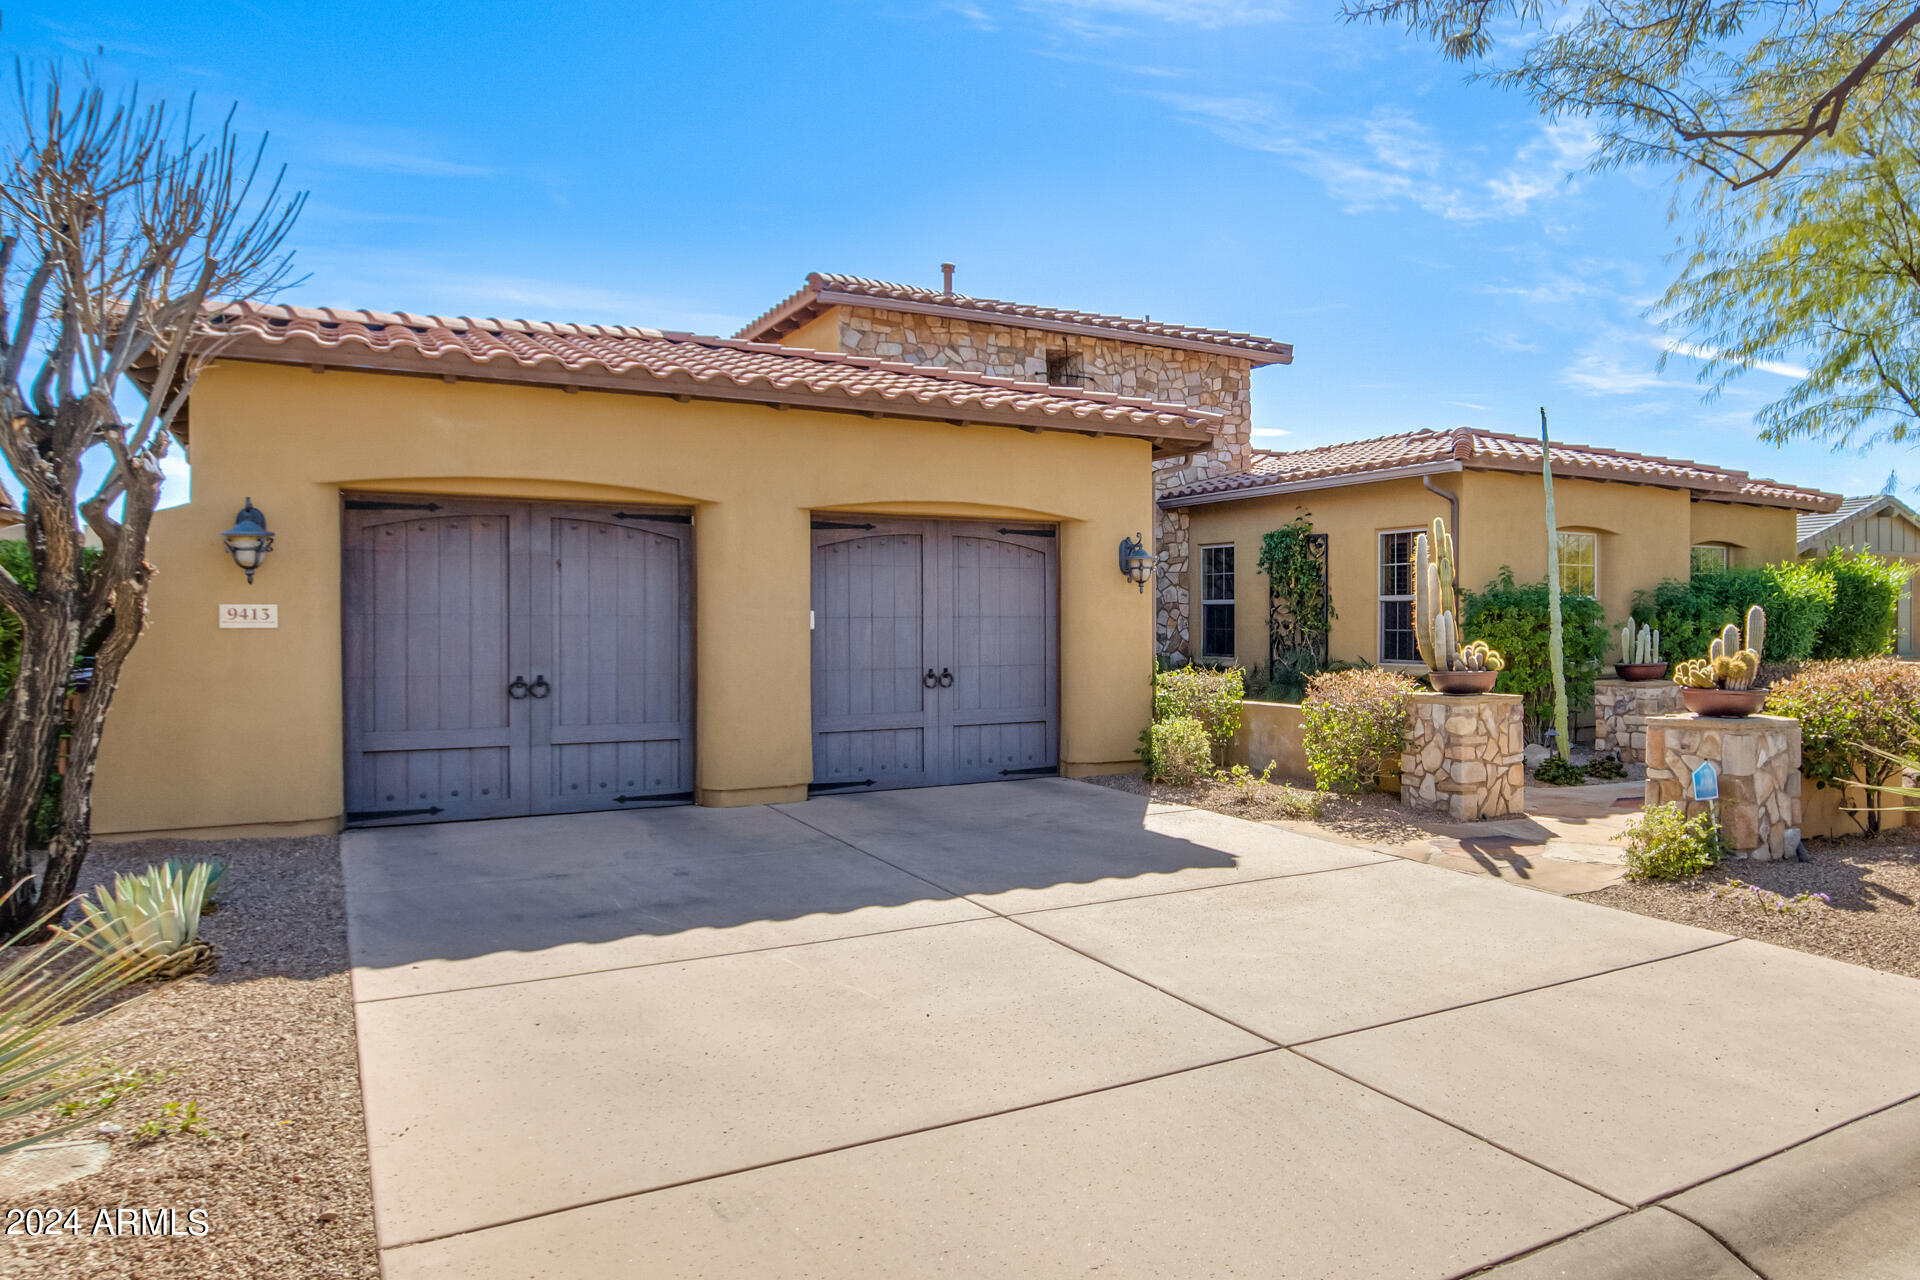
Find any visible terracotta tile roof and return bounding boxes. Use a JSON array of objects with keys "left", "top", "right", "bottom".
[
  {"left": 736, "top": 273, "right": 1293, "bottom": 365},
  {"left": 1159, "top": 426, "right": 1840, "bottom": 512},
  {"left": 191, "top": 303, "right": 1221, "bottom": 455}
]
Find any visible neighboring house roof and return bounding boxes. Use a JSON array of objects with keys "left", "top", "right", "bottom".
[
  {"left": 0, "top": 491, "right": 18, "bottom": 528},
  {"left": 736, "top": 273, "right": 1294, "bottom": 365},
  {"left": 1158, "top": 426, "right": 1841, "bottom": 512},
  {"left": 1797, "top": 493, "right": 1920, "bottom": 549},
  {"left": 187, "top": 304, "right": 1221, "bottom": 458}
]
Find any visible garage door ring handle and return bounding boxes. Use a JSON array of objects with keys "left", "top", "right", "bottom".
[
  {"left": 507, "top": 676, "right": 530, "bottom": 700},
  {"left": 922, "top": 668, "right": 939, "bottom": 689},
  {"left": 529, "top": 675, "right": 551, "bottom": 699},
  {"left": 937, "top": 668, "right": 954, "bottom": 688}
]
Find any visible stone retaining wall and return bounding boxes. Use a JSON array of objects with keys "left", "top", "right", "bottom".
[
  {"left": 1400, "top": 692, "right": 1525, "bottom": 821},
  {"left": 1644, "top": 713, "right": 1801, "bottom": 859},
  {"left": 1593, "top": 678, "right": 1685, "bottom": 764}
]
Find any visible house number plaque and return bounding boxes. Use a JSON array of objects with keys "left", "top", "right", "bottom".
[{"left": 218, "top": 603, "right": 279, "bottom": 629}]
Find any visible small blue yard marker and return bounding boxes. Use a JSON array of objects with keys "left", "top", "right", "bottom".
[{"left": 1691, "top": 760, "right": 1719, "bottom": 803}]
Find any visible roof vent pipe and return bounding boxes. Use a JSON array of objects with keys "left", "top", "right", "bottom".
[{"left": 941, "top": 262, "right": 955, "bottom": 295}]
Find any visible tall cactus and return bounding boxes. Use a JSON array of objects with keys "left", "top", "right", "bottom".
[{"left": 1409, "top": 514, "right": 1501, "bottom": 675}]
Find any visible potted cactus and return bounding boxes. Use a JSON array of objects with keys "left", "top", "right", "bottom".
[
  {"left": 1672, "top": 605, "right": 1768, "bottom": 716},
  {"left": 1411, "top": 516, "right": 1508, "bottom": 694},
  {"left": 1615, "top": 618, "right": 1667, "bottom": 681}
]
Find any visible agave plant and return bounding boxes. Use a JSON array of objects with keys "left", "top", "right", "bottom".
[
  {"left": 0, "top": 885, "right": 147, "bottom": 1155},
  {"left": 161, "top": 857, "right": 227, "bottom": 914},
  {"left": 68, "top": 861, "right": 219, "bottom": 982}
]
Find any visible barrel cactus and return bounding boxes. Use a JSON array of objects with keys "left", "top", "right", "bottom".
[{"left": 1673, "top": 604, "right": 1764, "bottom": 691}]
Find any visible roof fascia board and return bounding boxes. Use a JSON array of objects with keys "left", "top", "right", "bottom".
[
  {"left": 1159, "top": 460, "right": 1463, "bottom": 509},
  {"left": 814, "top": 291, "right": 1295, "bottom": 366},
  {"left": 208, "top": 340, "right": 1214, "bottom": 458},
  {"left": 1695, "top": 490, "right": 1842, "bottom": 513}
]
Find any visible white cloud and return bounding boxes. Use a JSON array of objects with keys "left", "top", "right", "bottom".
[
  {"left": 1662, "top": 340, "right": 1809, "bottom": 381},
  {"left": 310, "top": 141, "right": 494, "bottom": 179},
  {"left": 1561, "top": 347, "right": 1666, "bottom": 395},
  {"left": 1445, "top": 401, "right": 1490, "bottom": 412},
  {"left": 1151, "top": 98, "right": 1595, "bottom": 222}
]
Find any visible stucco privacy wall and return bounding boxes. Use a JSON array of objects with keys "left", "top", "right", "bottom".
[
  {"left": 91, "top": 362, "right": 1157, "bottom": 837},
  {"left": 810, "top": 306, "right": 1254, "bottom": 662},
  {"left": 1182, "top": 470, "right": 1801, "bottom": 669}
]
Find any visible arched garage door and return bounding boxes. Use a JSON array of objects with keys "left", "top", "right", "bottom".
[
  {"left": 810, "top": 517, "right": 1058, "bottom": 793},
  {"left": 342, "top": 495, "right": 693, "bottom": 825}
]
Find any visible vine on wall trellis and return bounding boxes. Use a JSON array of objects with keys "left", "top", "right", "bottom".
[{"left": 1259, "top": 517, "right": 1332, "bottom": 681}]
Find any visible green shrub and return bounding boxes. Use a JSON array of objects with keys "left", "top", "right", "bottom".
[
  {"left": 1146, "top": 715, "right": 1213, "bottom": 785},
  {"left": 1632, "top": 562, "right": 1834, "bottom": 664},
  {"left": 1809, "top": 548, "right": 1909, "bottom": 659},
  {"left": 1532, "top": 755, "right": 1586, "bottom": 786},
  {"left": 1151, "top": 665, "right": 1246, "bottom": 743},
  {"left": 1459, "top": 569, "right": 1608, "bottom": 739},
  {"left": 1585, "top": 755, "right": 1628, "bottom": 780},
  {"left": 1622, "top": 803, "right": 1725, "bottom": 880},
  {"left": 1766, "top": 657, "right": 1920, "bottom": 833},
  {"left": 1300, "top": 667, "right": 1419, "bottom": 793}
]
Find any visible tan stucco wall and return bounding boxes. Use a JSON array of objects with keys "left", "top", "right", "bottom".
[
  {"left": 776, "top": 309, "right": 843, "bottom": 353},
  {"left": 1180, "top": 471, "right": 1801, "bottom": 673},
  {"left": 1181, "top": 476, "right": 1454, "bottom": 670},
  {"left": 1689, "top": 501, "right": 1799, "bottom": 566},
  {"left": 91, "top": 361, "right": 1157, "bottom": 837}
]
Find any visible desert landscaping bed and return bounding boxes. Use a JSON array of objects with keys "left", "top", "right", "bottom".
[
  {"left": 1588, "top": 832, "right": 1920, "bottom": 981},
  {"left": 0, "top": 835, "right": 377, "bottom": 1280},
  {"left": 1080, "top": 772, "right": 1436, "bottom": 847}
]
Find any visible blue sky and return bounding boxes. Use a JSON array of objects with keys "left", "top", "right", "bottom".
[{"left": 12, "top": 0, "right": 1902, "bottom": 504}]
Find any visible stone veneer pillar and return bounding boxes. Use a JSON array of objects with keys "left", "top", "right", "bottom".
[
  {"left": 1644, "top": 713, "right": 1802, "bottom": 860},
  {"left": 1400, "top": 692, "right": 1525, "bottom": 820},
  {"left": 1593, "top": 679, "right": 1685, "bottom": 764}
]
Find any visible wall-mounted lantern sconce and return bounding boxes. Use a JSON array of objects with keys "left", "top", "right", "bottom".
[
  {"left": 222, "top": 498, "right": 275, "bottom": 584},
  {"left": 1119, "top": 533, "right": 1155, "bottom": 593}
]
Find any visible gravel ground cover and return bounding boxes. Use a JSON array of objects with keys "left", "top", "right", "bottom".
[
  {"left": 1588, "top": 834, "right": 1920, "bottom": 980},
  {"left": 0, "top": 834, "right": 377, "bottom": 1279}
]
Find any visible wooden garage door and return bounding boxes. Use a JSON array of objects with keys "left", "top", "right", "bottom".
[
  {"left": 342, "top": 495, "right": 692, "bottom": 825},
  {"left": 810, "top": 517, "right": 1057, "bottom": 793}
]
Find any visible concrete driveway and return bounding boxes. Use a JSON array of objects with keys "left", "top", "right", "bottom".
[{"left": 344, "top": 779, "right": 1920, "bottom": 1279}]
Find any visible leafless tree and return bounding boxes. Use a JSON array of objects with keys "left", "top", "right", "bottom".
[{"left": 0, "top": 64, "right": 301, "bottom": 937}]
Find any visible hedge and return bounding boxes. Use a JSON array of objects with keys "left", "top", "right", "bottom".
[{"left": 1632, "top": 553, "right": 1906, "bottom": 663}]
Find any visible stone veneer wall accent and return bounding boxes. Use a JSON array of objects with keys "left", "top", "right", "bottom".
[
  {"left": 1593, "top": 679, "right": 1685, "bottom": 764},
  {"left": 835, "top": 305, "right": 1254, "bottom": 662},
  {"left": 1644, "top": 713, "right": 1802, "bottom": 860},
  {"left": 1400, "top": 692, "right": 1525, "bottom": 820}
]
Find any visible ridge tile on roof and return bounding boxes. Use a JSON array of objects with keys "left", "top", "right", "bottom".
[
  {"left": 191, "top": 303, "right": 1223, "bottom": 447},
  {"left": 736, "top": 272, "right": 1293, "bottom": 363},
  {"left": 1158, "top": 426, "right": 1838, "bottom": 512}
]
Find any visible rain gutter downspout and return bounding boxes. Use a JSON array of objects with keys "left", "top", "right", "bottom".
[{"left": 1423, "top": 471, "right": 1462, "bottom": 593}]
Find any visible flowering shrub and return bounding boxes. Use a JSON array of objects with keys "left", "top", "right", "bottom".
[
  {"left": 1300, "top": 667, "right": 1419, "bottom": 793},
  {"left": 1766, "top": 657, "right": 1920, "bottom": 834},
  {"left": 1622, "top": 802, "right": 1724, "bottom": 880},
  {"left": 1147, "top": 715, "right": 1213, "bottom": 785},
  {"left": 1152, "top": 665, "right": 1246, "bottom": 744}
]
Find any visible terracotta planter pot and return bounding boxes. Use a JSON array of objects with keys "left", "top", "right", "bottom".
[
  {"left": 1428, "top": 669, "right": 1499, "bottom": 695},
  {"left": 1680, "top": 686, "right": 1768, "bottom": 717},
  {"left": 1614, "top": 662, "right": 1670, "bottom": 682}
]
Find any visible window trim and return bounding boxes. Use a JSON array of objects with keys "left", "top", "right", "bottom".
[
  {"left": 1198, "top": 542, "right": 1236, "bottom": 660},
  {"left": 1690, "top": 543, "right": 1729, "bottom": 575},
  {"left": 1378, "top": 527, "right": 1424, "bottom": 665},
  {"left": 1557, "top": 529, "right": 1599, "bottom": 599}
]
